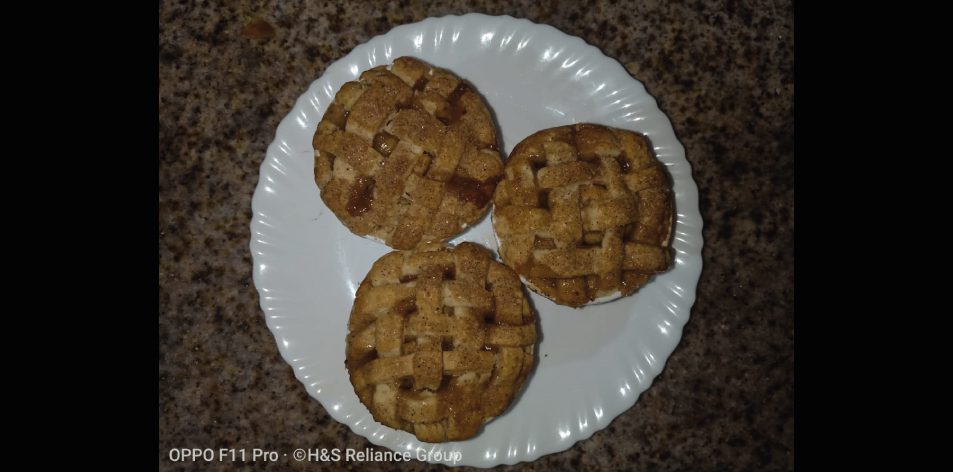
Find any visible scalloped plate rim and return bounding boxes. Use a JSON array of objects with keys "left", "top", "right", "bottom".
[{"left": 251, "top": 13, "right": 703, "bottom": 467}]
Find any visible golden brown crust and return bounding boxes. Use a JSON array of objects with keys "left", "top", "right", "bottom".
[
  {"left": 492, "top": 124, "right": 674, "bottom": 307},
  {"left": 345, "top": 242, "right": 537, "bottom": 442},
  {"left": 313, "top": 57, "right": 503, "bottom": 249}
]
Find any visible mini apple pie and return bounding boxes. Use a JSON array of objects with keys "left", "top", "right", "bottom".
[
  {"left": 345, "top": 242, "right": 536, "bottom": 442},
  {"left": 492, "top": 124, "right": 674, "bottom": 307},
  {"left": 313, "top": 57, "right": 503, "bottom": 250}
]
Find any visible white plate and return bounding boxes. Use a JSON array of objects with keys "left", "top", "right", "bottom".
[{"left": 251, "top": 14, "right": 703, "bottom": 467}]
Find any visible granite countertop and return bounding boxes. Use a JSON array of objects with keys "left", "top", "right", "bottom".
[{"left": 159, "top": 1, "right": 794, "bottom": 470}]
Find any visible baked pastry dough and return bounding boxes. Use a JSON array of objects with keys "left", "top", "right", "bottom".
[
  {"left": 313, "top": 57, "right": 503, "bottom": 249},
  {"left": 345, "top": 242, "right": 537, "bottom": 442},
  {"left": 492, "top": 124, "right": 674, "bottom": 307}
]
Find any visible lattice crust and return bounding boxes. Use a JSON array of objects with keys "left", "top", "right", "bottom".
[
  {"left": 345, "top": 243, "right": 537, "bottom": 442},
  {"left": 313, "top": 57, "right": 503, "bottom": 250},
  {"left": 492, "top": 124, "right": 674, "bottom": 307}
]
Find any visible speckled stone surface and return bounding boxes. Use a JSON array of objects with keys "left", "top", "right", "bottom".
[{"left": 159, "top": 0, "right": 794, "bottom": 470}]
